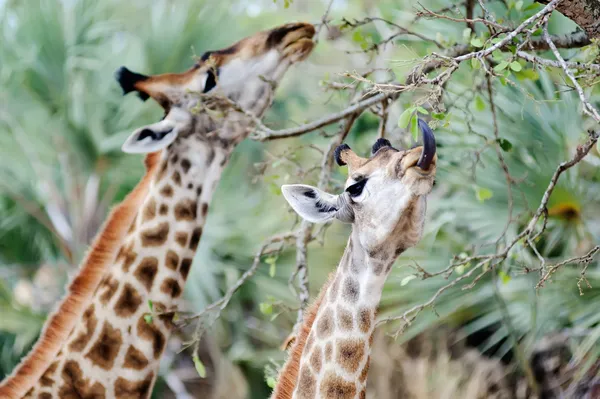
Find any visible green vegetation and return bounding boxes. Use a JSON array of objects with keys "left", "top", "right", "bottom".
[{"left": 0, "top": 0, "right": 598, "bottom": 397}]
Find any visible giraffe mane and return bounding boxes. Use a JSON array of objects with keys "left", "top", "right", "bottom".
[
  {"left": 0, "top": 152, "right": 162, "bottom": 399},
  {"left": 270, "top": 272, "right": 335, "bottom": 399}
]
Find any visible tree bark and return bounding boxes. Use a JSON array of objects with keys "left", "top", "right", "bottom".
[{"left": 539, "top": 0, "right": 600, "bottom": 39}]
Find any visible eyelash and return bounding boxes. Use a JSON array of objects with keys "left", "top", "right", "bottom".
[{"left": 346, "top": 179, "right": 367, "bottom": 197}]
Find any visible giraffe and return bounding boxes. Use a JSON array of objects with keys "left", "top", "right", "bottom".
[
  {"left": 271, "top": 120, "right": 438, "bottom": 399},
  {"left": 0, "top": 22, "right": 315, "bottom": 399}
]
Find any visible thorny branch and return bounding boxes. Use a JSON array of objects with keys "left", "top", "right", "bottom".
[{"left": 181, "top": 232, "right": 295, "bottom": 358}]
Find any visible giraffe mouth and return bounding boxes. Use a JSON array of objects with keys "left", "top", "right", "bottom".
[{"left": 279, "top": 23, "right": 316, "bottom": 61}]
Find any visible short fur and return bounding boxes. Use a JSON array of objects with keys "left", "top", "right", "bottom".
[
  {"left": 270, "top": 273, "right": 335, "bottom": 399},
  {"left": 0, "top": 152, "right": 161, "bottom": 399}
]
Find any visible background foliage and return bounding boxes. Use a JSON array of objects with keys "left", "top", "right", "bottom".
[{"left": 0, "top": 0, "right": 598, "bottom": 398}]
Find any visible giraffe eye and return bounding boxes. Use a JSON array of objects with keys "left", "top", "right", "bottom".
[{"left": 346, "top": 179, "right": 367, "bottom": 197}]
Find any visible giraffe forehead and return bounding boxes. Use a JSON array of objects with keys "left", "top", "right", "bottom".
[{"left": 349, "top": 148, "right": 400, "bottom": 179}]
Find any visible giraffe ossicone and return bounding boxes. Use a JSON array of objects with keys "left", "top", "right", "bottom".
[
  {"left": 1, "top": 22, "right": 315, "bottom": 399},
  {"left": 272, "top": 121, "right": 437, "bottom": 399}
]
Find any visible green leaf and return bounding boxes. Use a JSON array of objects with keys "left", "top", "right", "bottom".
[
  {"left": 436, "top": 32, "right": 444, "bottom": 45},
  {"left": 498, "top": 270, "right": 511, "bottom": 284},
  {"left": 515, "top": 0, "right": 523, "bottom": 11},
  {"left": 416, "top": 106, "right": 429, "bottom": 115},
  {"left": 475, "top": 187, "right": 493, "bottom": 202},
  {"left": 516, "top": 68, "right": 540, "bottom": 81},
  {"left": 492, "top": 50, "right": 504, "bottom": 61},
  {"left": 269, "top": 262, "right": 276, "bottom": 278},
  {"left": 470, "top": 37, "right": 484, "bottom": 48},
  {"left": 352, "top": 30, "right": 364, "bottom": 43},
  {"left": 462, "top": 28, "right": 472, "bottom": 41},
  {"left": 269, "top": 183, "right": 282, "bottom": 196},
  {"left": 497, "top": 138, "right": 513, "bottom": 152},
  {"left": 147, "top": 300, "right": 153, "bottom": 311},
  {"left": 266, "top": 376, "right": 277, "bottom": 388},
  {"left": 509, "top": 61, "right": 522, "bottom": 72},
  {"left": 410, "top": 114, "right": 419, "bottom": 142},
  {"left": 471, "top": 58, "right": 480, "bottom": 69},
  {"left": 432, "top": 112, "right": 446, "bottom": 120},
  {"left": 401, "top": 275, "right": 417, "bottom": 286},
  {"left": 193, "top": 355, "right": 207, "bottom": 378},
  {"left": 474, "top": 95, "right": 486, "bottom": 111},
  {"left": 144, "top": 314, "right": 153, "bottom": 324},
  {"left": 494, "top": 61, "right": 509, "bottom": 72},
  {"left": 398, "top": 108, "right": 413, "bottom": 128},
  {"left": 456, "top": 265, "right": 465, "bottom": 275},
  {"left": 259, "top": 302, "right": 273, "bottom": 315}
]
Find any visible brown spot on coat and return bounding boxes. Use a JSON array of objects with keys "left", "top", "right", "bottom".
[
  {"left": 310, "top": 347, "right": 322, "bottom": 373},
  {"left": 305, "top": 333, "right": 315, "bottom": 353},
  {"left": 84, "top": 322, "right": 123, "bottom": 370},
  {"left": 196, "top": 185, "right": 203, "bottom": 196},
  {"left": 358, "top": 308, "right": 372, "bottom": 333},
  {"left": 172, "top": 171, "right": 182, "bottom": 186},
  {"left": 189, "top": 227, "right": 202, "bottom": 250},
  {"left": 175, "top": 231, "right": 188, "bottom": 247},
  {"left": 317, "top": 308, "right": 334, "bottom": 338},
  {"left": 159, "top": 185, "right": 173, "bottom": 197},
  {"left": 174, "top": 199, "right": 197, "bottom": 221},
  {"left": 181, "top": 158, "right": 191, "bottom": 173},
  {"left": 180, "top": 258, "right": 192, "bottom": 279},
  {"left": 39, "top": 360, "right": 59, "bottom": 387},
  {"left": 325, "top": 342, "right": 333, "bottom": 362},
  {"left": 319, "top": 371, "right": 357, "bottom": 398},
  {"left": 336, "top": 338, "right": 365, "bottom": 373},
  {"left": 98, "top": 275, "right": 119, "bottom": 304},
  {"left": 69, "top": 304, "right": 97, "bottom": 352},
  {"left": 114, "top": 283, "right": 142, "bottom": 317},
  {"left": 134, "top": 257, "right": 159, "bottom": 291},
  {"left": 359, "top": 357, "right": 370, "bottom": 382},
  {"left": 337, "top": 308, "right": 353, "bottom": 331},
  {"left": 342, "top": 277, "right": 359, "bottom": 303},
  {"left": 137, "top": 316, "right": 166, "bottom": 359},
  {"left": 142, "top": 198, "right": 156, "bottom": 223},
  {"left": 297, "top": 366, "right": 316, "bottom": 398},
  {"left": 59, "top": 360, "right": 106, "bottom": 399},
  {"left": 201, "top": 203, "right": 209, "bottom": 217},
  {"left": 128, "top": 215, "right": 137, "bottom": 234},
  {"left": 140, "top": 222, "right": 169, "bottom": 247},
  {"left": 114, "top": 372, "right": 154, "bottom": 399},
  {"left": 372, "top": 261, "right": 384, "bottom": 275},
  {"left": 165, "top": 250, "right": 179, "bottom": 270},
  {"left": 123, "top": 345, "right": 149, "bottom": 370},
  {"left": 161, "top": 278, "right": 182, "bottom": 298},
  {"left": 156, "top": 161, "right": 168, "bottom": 181},
  {"left": 117, "top": 242, "right": 137, "bottom": 272},
  {"left": 159, "top": 204, "right": 168, "bottom": 215}
]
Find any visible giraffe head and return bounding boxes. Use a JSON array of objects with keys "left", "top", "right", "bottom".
[
  {"left": 116, "top": 22, "right": 315, "bottom": 153},
  {"left": 282, "top": 120, "right": 437, "bottom": 256}
]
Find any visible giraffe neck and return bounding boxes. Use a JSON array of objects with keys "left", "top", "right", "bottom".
[
  {"left": 275, "top": 230, "right": 395, "bottom": 399},
  {"left": 26, "top": 135, "right": 232, "bottom": 398}
]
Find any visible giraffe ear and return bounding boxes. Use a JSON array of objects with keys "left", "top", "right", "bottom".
[
  {"left": 281, "top": 184, "right": 342, "bottom": 223},
  {"left": 122, "top": 119, "right": 180, "bottom": 154}
]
